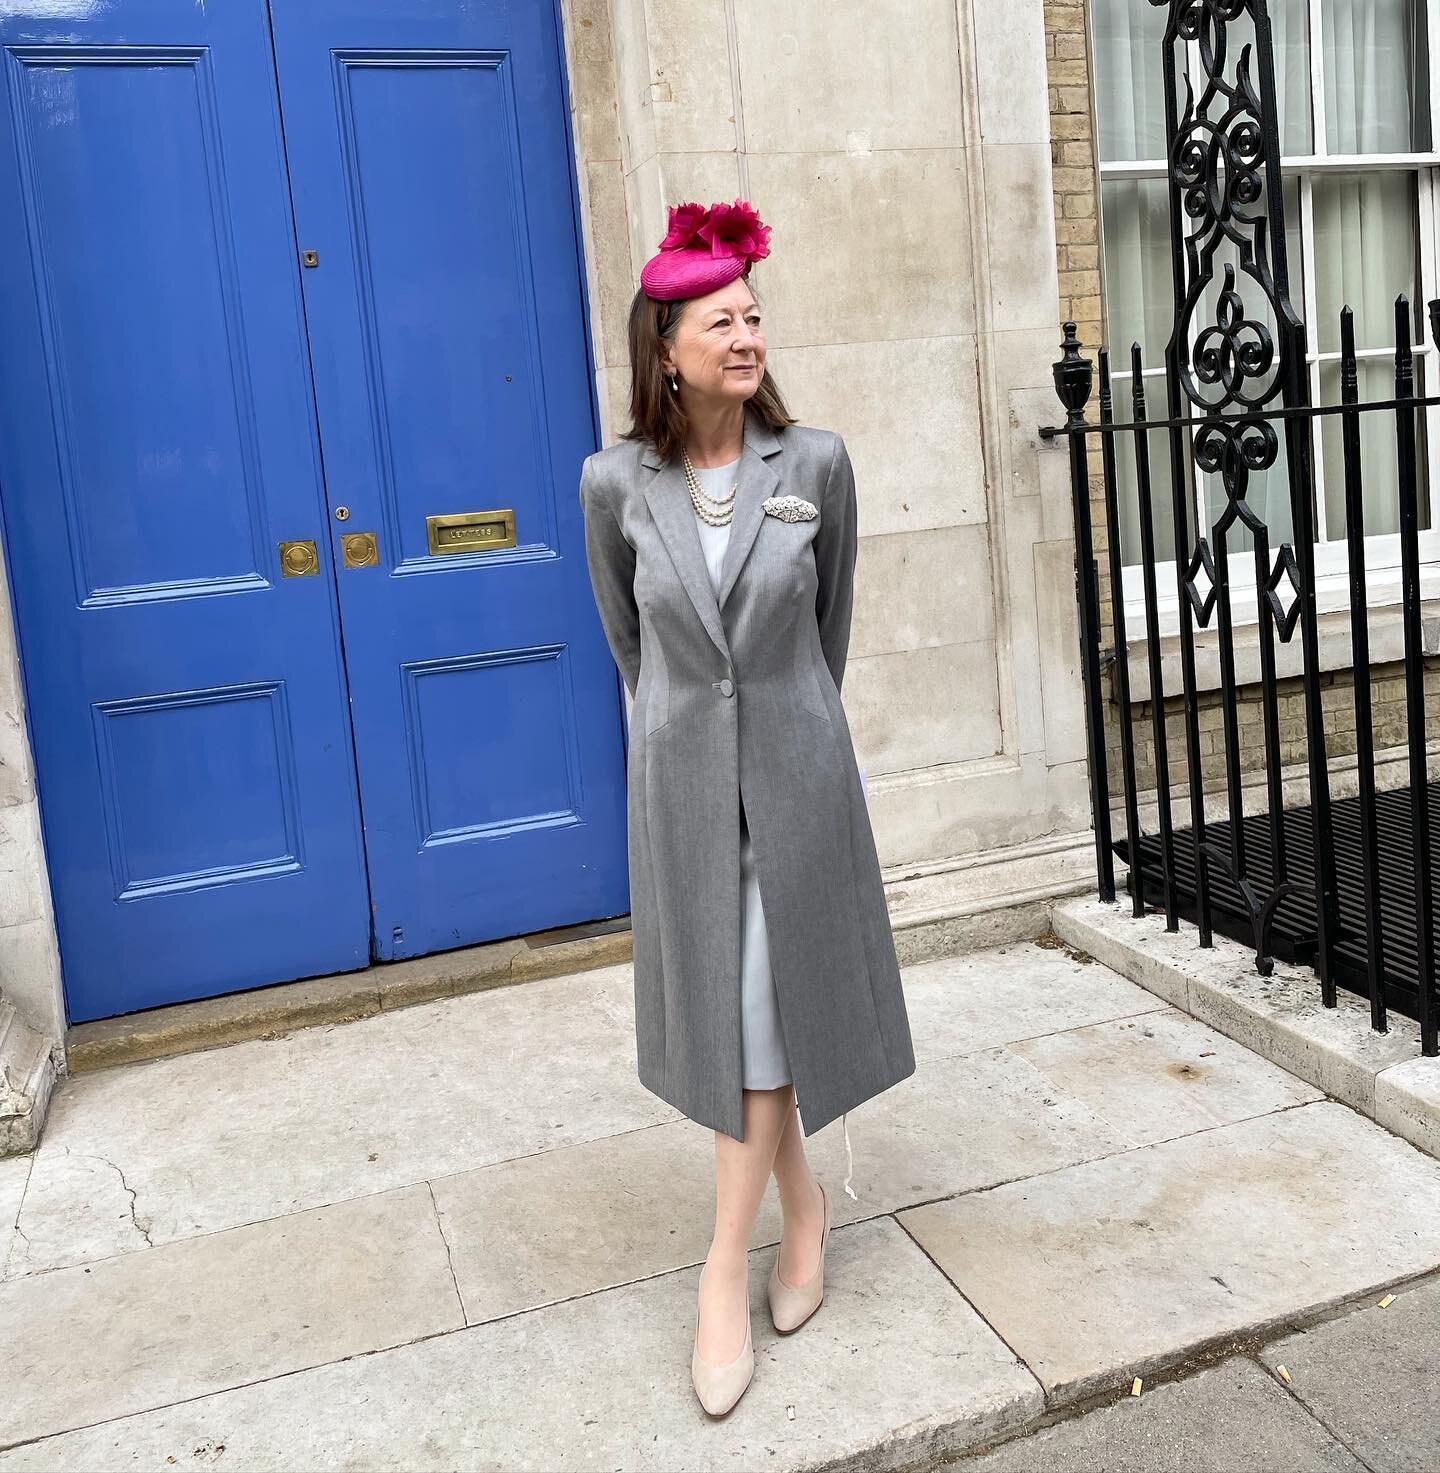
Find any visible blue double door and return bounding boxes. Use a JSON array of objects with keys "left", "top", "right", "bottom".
[{"left": 0, "top": 1, "right": 629, "bottom": 1021}]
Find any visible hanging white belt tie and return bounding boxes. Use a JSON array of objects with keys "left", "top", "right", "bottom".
[{"left": 841, "top": 1111, "right": 857, "bottom": 1200}]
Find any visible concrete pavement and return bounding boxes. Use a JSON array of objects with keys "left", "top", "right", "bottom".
[
  {"left": 2, "top": 937, "right": 1439, "bottom": 1470},
  {"left": 953, "top": 1275, "right": 1440, "bottom": 1472}
]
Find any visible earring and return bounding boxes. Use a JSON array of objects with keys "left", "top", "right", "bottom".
[{"left": 669, "top": 374, "right": 679, "bottom": 393}]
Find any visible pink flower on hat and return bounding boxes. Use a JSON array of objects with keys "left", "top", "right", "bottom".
[
  {"left": 658, "top": 201, "right": 709, "bottom": 250},
  {"left": 697, "top": 199, "right": 772, "bottom": 263},
  {"left": 639, "top": 198, "right": 774, "bottom": 301}
]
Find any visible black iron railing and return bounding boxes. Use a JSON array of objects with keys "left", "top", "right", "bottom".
[{"left": 1045, "top": 0, "right": 1438, "bottom": 1057}]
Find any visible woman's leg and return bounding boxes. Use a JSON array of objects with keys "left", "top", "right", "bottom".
[
  {"left": 769, "top": 1087, "right": 826, "bottom": 1286},
  {"left": 698, "top": 1083, "right": 791, "bottom": 1362}
]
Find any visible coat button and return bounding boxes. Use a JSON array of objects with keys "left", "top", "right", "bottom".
[{"left": 719, "top": 678, "right": 734, "bottom": 697}]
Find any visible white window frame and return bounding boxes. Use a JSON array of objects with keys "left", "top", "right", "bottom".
[{"left": 1096, "top": 2, "right": 1440, "bottom": 638}]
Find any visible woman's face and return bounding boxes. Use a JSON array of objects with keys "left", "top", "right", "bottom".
[{"left": 660, "top": 280, "right": 766, "bottom": 409}]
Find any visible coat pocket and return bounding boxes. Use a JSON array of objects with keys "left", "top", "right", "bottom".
[
  {"left": 795, "top": 641, "right": 832, "bottom": 724},
  {"left": 638, "top": 660, "right": 671, "bottom": 735}
]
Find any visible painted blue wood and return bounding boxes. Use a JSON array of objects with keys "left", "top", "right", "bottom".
[
  {"left": 269, "top": 0, "right": 630, "bottom": 958},
  {"left": 0, "top": 2, "right": 372, "bottom": 1020}
]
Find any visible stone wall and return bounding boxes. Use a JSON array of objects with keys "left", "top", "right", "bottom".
[
  {"left": 564, "top": 0, "right": 1093, "bottom": 874},
  {"left": 0, "top": 557, "right": 64, "bottom": 1048}
]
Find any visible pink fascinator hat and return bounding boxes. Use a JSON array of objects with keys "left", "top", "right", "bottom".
[{"left": 639, "top": 199, "right": 772, "bottom": 301}]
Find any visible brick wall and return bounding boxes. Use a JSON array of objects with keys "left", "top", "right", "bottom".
[
  {"left": 1045, "top": 0, "right": 1438, "bottom": 806},
  {"left": 1045, "top": 0, "right": 1111, "bottom": 648}
]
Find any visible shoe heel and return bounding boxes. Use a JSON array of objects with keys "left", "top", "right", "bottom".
[{"left": 767, "top": 1182, "right": 830, "bottom": 1334}]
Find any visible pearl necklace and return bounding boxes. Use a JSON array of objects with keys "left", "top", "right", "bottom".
[{"left": 682, "top": 448, "right": 738, "bottom": 526}]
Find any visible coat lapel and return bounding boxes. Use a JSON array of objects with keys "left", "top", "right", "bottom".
[
  {"left": 641, "top": 443, "right": 730, "bottom": 660},
  {"left": 717, "top": 417, "right": 781, "bottom": 611},
  {"left": 640, "top": 414, "right": 783, "bottom": 661}
]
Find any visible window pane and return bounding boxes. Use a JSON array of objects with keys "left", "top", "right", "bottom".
[
  {"left": 1093, "top": 0, "right": 1171, "bottom": 163},
  {"left": 1113, "top": 372, "right": 1182, "bottom": 571},
  {"left": 1313, "top": 172, "right": 1418, "bottom": 353},
  {"left": 1319, "top": 356, "right": 1430, "bottom": 538},
  {"left": 1323, "top": 0, "right": 1431, "bottom": 152},
  {"left": 1093, "top": 1, "right": 1312, "bottom": 162},
  {"left": 1201, "top": 413, "right": 1298, "bottom": 556},
  {"left": 1222, "top": 4, "right": 1314, "bottom": 155},
  {"left": 1194, "top": 178, "right": 1304, "bottom": 408},
  {"left": 1101, "top": 178, "right": 1174, "bottom": 366}
]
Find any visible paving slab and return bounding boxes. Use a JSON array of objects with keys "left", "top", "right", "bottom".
[
  {"left": 953, "top": 1357, "right": 1367, "bottom": 1472},
  {"left": 433, "top": 1046, "right": 1128, "bottom": 1323},
  {"left": 902, "top": 943, "right": 1168, "bottom": 1062},
  {"left": 899, "top": 1102, "right": 1440, "bottom": 1403},
  {"left": 0, "top": 1218, "right": 1044, "bottom": 1473},
  {"left": 1053, "top": 897, "right": 1422, "bottom": 1118},
  {"left": 0, "top": 1155, "right": 27, "bottom": 1279},
  {"left": 0, "top": 1183, "right": 463, "bottom": 1449},
  {"left": 0, "top": 1154, "right": 26, "bottom": 1230},
  {"left": 9, "top": 964, "right": 676, "bottom": 1277},
  {"left": 1260, "top": 1277, "right": 1440, "bottom": 1473},
  {"left": 8, "top": 944, "right": 1159, "bottom": 1281},
  {"left": 1008, "top": 1008, "right": 1322, "bottom": 1147}
]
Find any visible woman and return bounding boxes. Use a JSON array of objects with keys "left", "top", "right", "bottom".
[{"left": 579, "top": 199, "right": 915, "bottom": 1417}]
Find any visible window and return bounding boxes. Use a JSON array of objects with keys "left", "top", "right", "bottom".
[{"left": 1090, "top": 0, "right": 1440, "bottom": 628}]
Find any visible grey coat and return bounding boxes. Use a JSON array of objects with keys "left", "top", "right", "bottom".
[{"left": 579, "top": 411, "right": 915, "bottom": 1141}]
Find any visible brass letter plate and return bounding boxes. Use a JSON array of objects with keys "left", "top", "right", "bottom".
[{"left": 426, "top": 509, "right": 516, "bottom": 556}]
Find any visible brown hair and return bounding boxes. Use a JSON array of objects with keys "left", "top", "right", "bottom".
[{"left": 621, "top": 278, "right": 796, "bottom": 462}]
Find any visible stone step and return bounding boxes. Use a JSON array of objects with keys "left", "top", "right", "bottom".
[{"left": 0, "top": 996, "right": 56, "bottom": 1158}]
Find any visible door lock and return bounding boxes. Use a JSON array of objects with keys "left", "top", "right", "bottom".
[{"left": 334, "top": 506, "right": 350, "bottom": 521}]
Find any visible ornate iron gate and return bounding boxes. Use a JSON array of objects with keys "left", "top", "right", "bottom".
[{"left": 1047, "top": 0, "right": 1438, "bottom": 1057}]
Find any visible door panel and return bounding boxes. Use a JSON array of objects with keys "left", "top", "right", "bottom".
[
  {"left": 0, "top": 3, "right": 371, "bottom": 1020},
  {"left": 269, "top": 0, "right": 629, "bottom": 958}
]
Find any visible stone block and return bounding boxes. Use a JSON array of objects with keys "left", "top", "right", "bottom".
[
  {"left": 1008, "top": 1006, "right": 1321, "bottom": 1146},
  {"left": 764, "top": 335, "right": 987, "bottom": 536},
  {"left": 846, "top": 639, "right": 1002, "bottom": 776},
  {"left": 973, "top": 0, "right": 1052, "bottom": 146},
  {"left": 0, "top": 1184, "right": 463, "bottom": 1447},
  {"left": 900, "top": 1103, "right": 1440, "bottom": 1403},
  {"left": 852, "top": 524, "right": 994, "bottom": 660},
  {"left": 745, "top": 149, "right": 975, "bottom": 348},
  {"left": 0, "top": 1219, "right": 1044, "bottom": 1471},
  {"left": 983, "top": 145, "right": 1061, "bottom": 332},
  {"left": 735, "top": 0, "right": 963, "bottom": 153}
]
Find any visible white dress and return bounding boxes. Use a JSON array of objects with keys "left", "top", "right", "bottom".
[
  {"left": 690, "top": 457, "right": 857, "bottom": 1196},
  {"left": 690, "top": 460, "right": 792, "bottom": 1091}
]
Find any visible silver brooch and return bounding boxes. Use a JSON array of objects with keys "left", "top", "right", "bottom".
[{"left": 762, "top": 494, "right": 818, "bottom": 522}]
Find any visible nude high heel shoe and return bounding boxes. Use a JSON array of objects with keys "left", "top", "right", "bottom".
[
  {"left": 768, "top": 1181, "right": 830, "bottom": 1333},
  {"left": 691, "top": 1262, "right": 754, "bottom": 1417}
]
